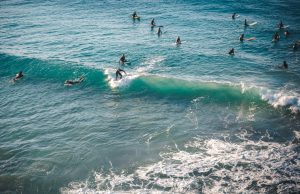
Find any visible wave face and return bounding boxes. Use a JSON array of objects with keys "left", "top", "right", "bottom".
[{"left": 2, "top": 53, "right": 300, "bottom": 113}]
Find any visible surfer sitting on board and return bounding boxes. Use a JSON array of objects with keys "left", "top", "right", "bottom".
[
  {"left": 239, "top": 34, "right": 244, "bottom": 42},
  {"left": 151, "top": 18, "right": 155, "bottom": 26},
  {"left": 176, "top": 36, "right": 181, "bottom": 44},
  {"left": 232, "top": 13, "right": 237, "bottom": 20},
  {"left": 278, "top": 61, "right": 288, "bottom": 69},
  {"left": 157, "top": 27, "right": 162, "bottom": 36},
  {"left": 132, "top": 11, "right": 138, "bottom": 18},
  {"left": 293, "top": 42, "right": 298, "bottom": 51},
  {"left": 116, "top": 68, "right": 127, "bottom": 80},
  {"left": 64, "top": 76, "right": 84, "bottom": 85},
  {"left": 13, "top": 71, "right": 24, "bottom": 82},
  {"left": 244, "top": 19, "right": 249, "bottom": 27},
  {"left": 273, "top": 32, "right": 280, "bottom": 41},
  {"left": 119, "top": 54, "right": 127, "bottom": 65},
  {"left": 228, "top": 48, "right": 235, "bottom": 55},
  {"left": 278, "top": 20, "right": 284, "bottom": 29}
]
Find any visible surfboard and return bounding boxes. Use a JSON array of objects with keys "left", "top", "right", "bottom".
[
  {"left": 279, "top": 25, "right": 289, "bottom": 29},
  {"left": 132, "top": 16, "right": 140, "bottom": 19},
  {"left": 246, "top": 37, "right": 256, "bottom": 41},
  {"left": 249, "top": 22, "right": 257, "bottom": 26},
  {"left": 231, "top": 14, "right": 240, "bottom": 19},
  {"left": 151, "top": 25, "right": 164, "bottom": 28}
]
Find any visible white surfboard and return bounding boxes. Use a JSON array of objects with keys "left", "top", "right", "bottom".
[
  {"left": 246, "top": 37, "right": 256, "bottom": 41},
  {"left": 249, "top": 22, "right": 257, "bottom": 26}
]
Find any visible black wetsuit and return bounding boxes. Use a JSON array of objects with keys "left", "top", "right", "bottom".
[
  {"left": 151, "top": 19, "right": 155, "bottom": 26},
  {"left": 116, "top": 69, "right": 126, "bottom": 80},
  {"left": 120, "top": 56, "right": 126, "bottom": 64},
  {"left": 232, "top": 13, "right": 236, "bottom": 19},
  {"left": 240, "top": 35, "right": 244, "bottom": 42}
]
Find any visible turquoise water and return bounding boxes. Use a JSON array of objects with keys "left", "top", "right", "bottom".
[{"left": 1, "top": 0, "right": 300, "bottom": 193}]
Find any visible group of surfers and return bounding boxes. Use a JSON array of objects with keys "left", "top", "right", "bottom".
[
  {"left": 12, "top": 12, "right": 299, "bottom": 84},
  {"left": 115, "top": 12, "right": 181, "bottom": 81},
  {"left": 230, "top": 13, "right": 299, "bottom": 69}
]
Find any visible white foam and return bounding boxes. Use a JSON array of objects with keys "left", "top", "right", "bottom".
[
  {"left": 104, "top": 68, "right": 139, "bottom": 89},
  {"left": 136, "top": 56, "right": 165, "bottom": 73},
  {"left": 260, "top": 89, "right": 300, "bottom": 113},
  {"left": 61, "top": 130, "right": 300, "bottom": 194}
]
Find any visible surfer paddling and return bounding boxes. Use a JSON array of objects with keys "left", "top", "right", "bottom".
[
  {"left": 228, "top": 48, "right": 235, "bottom": 55},
  {"left": 13, "top": 71, "right": 24, "bottom": 82},
  {"left": 64, "top": 76, "right": 84, "bottom": 86}
]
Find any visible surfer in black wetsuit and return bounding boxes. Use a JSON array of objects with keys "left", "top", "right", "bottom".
[
  {"left": 279, "top": 61, "right": 288, "bottom": 69},
  {"left": 278, "top": 20, "right": 284, "bottom": 29},
  {"left": 157, "top": 27, "right": 162, "bottom": 36},
  {"left": 239, "top": 34, "right": 244, "bottom": 42},
  {"left": 132, "top": 11, "right": 137, "bottom": 18},
  {"left": 273, "top": 32, "right": 280, "bottom": 41},
  {"left": 151, "top": 18, "right": 155, "bottom": 26},
  {"left": 64, "top": 76, "right": 84, "bottom": 85},
  {"left": 228, "top": 48, "right": 235, "bottom": 55},
  {"left": 13, "top": 71, "right": 23, "bottom": 82},
  {"left": 119, "top": 54, "right": 126, "bottom": 65},
  {"left": 232, "top": 13, "right": 236, "bottom": 20},
  {"left": 176, "top": 36, "right": 181, "bottom": 44},
  {"left": 282, "top": 61, "right": 288, "bottom": 69},
  {"left": 293, "top": 42, "right": 298, "bottom": 51},
  {"left": 115, "top": 68, "right": 126, "bottom": 80},
  {"left": 244, "top": 19, "right": 249, "bottom": 27}
]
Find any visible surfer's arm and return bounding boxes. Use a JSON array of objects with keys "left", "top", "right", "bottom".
[{"left": 120, "top": 69, "right": 127, "bottom": 74}]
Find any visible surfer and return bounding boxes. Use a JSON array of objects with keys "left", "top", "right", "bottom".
[
  {"left": 119, "top": 54, "right": 127, "bottom": 64},
  {"left": 132, "top": 11, "right": 138, "bottom": 18},
  {"left": 278, "top": 61, "right": 288, "bottom": 69},
  {"left": 13, "top": 71, "right": 24, "bottom": 82},
  {"left": 115, "top": 68, "right": 126, "bottom": 80},
  {"left": 64, "top": 76, "right": 84, "bottom": 85},
  {"left": 157, "top": 27, "right": 162, "bottom": 36},
  {"left": 151, "top": 18, "right": 155, "bottom": 26},
  {"left": 228, "top": 48, "right": 235, "bottom": 55},
  {"left": 239, "top": 34, "right": 244, "bottom": 42},
  {"left": 293, "top": 42, "right": 298, "bottom": 51},
  {"left": 176, "top": 36, "right": 181, "bottom": 44},
  {"left": 278, "top": 20, "right": 284, "bottom": 29},
  {"left": 244, "top": 19, "right": 249, "bottom": 27},
  {"left": 232, "top": 13, "right": 237, "bottom": 20},
  {"left": 273, "top": 32, "right": 280, "bottom": 41}
]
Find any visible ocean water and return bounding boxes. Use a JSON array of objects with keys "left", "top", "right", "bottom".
[{"left": 1, "top": 0, "right": 300, "bottom": 193}]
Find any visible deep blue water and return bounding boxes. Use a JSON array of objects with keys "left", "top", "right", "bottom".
[{"left": 1, "top": 0, "right": 300, "bottom": 193}]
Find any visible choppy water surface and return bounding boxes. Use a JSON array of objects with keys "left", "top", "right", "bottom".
[{"left": 1, "top": 0, "right": 300, "bottom": 193}]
